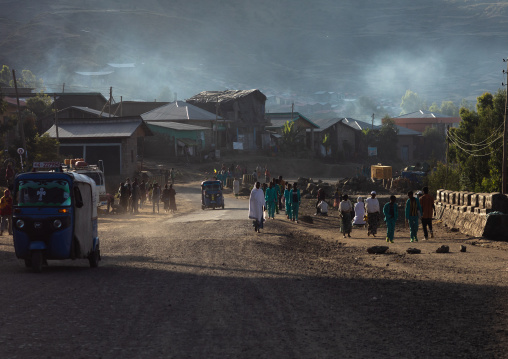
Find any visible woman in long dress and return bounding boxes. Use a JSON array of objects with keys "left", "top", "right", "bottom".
[
  {"left": 353, "top": 196, "right": 366, "bottom": 226},
  {"left": 161, "top": 184, "right": 170, "bottom": 213},
  {"left": 339, "top": 194, "right": 353, "bottom": 238},
  {"left": 168, "top": 184, "right": 177, "bottom": 213}
]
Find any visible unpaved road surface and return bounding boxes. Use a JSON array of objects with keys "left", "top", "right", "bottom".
[{"left": 0, "top": 182, "right": 507, "bottom": 359}]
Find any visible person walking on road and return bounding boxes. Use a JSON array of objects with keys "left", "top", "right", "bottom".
[
  {"left": 265, "top": 182, "right": 277, "bottom": 219},
  {"left": 365, "top": 191, "right": 380, "bottom": 237},
  {"left": 405, "top": 190, "right": 423, "bottom": 242},
  {"left": 249, "top": 182, "right": 265, "bottom": 232},
  {"left": 284, "top": 183, "right": 293, "bottom": 219},
  {"left": 353, "top": 197, "right": 366, "bottom": 226},
  {"left": 161, "top": 185, "right": 171, "bottom": 213},
  {"left": 338, "top": 194, "right": 353, "bottom": 238},
  {"left": 420, "top": 186, "right": 436, "bottom": 240},
  {"left": 168, "top": 184, "right": 177, "bottom": 213},
  {"left": 152, "top": 183, "right": 161, "bottom": 213},
  {"left": 233, "top": 178, "right": 240, "bottom": 199},
  {"left": 383, "top": 195, "right": 398, "bottom": 243},
  {"left": 289, "top": 182, "right": 301, "bottom": 223},
  {"left": 0, "top": 189, "right": 13, "bottom": 235}
]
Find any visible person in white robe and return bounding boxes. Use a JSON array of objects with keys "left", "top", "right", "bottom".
[
  {"left": 249, "top": 182, "right": 265, "bottom": 232},
  {"left": 353, "top": 196, "right": 366, "bottom": 225}
]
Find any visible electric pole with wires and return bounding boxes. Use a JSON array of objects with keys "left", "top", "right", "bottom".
[{"left": 502, "top": 59, "right": 508, "bottom": 194}]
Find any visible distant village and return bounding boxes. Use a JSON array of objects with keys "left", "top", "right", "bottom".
[{"left": 1, "top": 72, "right": 461, "bottom": 184}]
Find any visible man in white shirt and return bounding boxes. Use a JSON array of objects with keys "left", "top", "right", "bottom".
[{"left": 365, "top": 191, "right": 380, "bottom": 237}]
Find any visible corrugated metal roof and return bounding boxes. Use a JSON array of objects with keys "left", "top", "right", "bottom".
[
  {"left": 69, "top": 106, "right": 116, "bottom": 118},
  {"left": 146, "top": 121, "right": 210, "bottom": 131},
  {"left": 340, "top": 118, "right": 378, "bottom": 131},
  {"left": 310, "top": 118, "right": 342, "bottom": 132},
  {"left": 142, "top": 101, "right": 220, "bottom": 121},
  {"left": 45, "top": 119, "right": 144, "bottom": 138},
  {"left": 266, "top": 112, "right": 319, "bottom": 129},
  {"left": 394, "top": 110, "right": 453, "bottom": 119},
  {"left": 188, "top": 89, "right": 267, "bottom": 103}
]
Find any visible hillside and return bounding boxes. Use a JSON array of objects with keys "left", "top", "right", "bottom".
[{"left": 1, "top": 0, "right": 507, "bottom": 103}]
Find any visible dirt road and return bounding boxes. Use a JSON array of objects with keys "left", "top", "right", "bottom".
[{"left": 0, "top": 182, "right": 507, "bottom": 358}]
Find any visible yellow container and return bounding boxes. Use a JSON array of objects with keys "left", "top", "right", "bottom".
[{"left": 371, "top": 165, "right": 392, "bottom": 180}]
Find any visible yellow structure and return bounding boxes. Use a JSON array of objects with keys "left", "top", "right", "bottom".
[{"left": 371, "top": 165, "right": 392, "bottom": 180}]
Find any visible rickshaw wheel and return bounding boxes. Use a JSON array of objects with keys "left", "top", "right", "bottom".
[
  {"left": 31, "top": 251, "right": 43, "bottom": 273},
  {"left": 89, "top": 248, "right": 100, "bottom": 268},
  {"left": 222, "top": 203, "right": 225, "bottom": 209},
  {"left": 202, "top": 205, "right": 205, "bottom": 210},
  {"left": 24, "top": 258, "right": 32, "bottom": 268}
]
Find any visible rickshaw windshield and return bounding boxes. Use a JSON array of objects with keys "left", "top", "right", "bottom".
[
  {"left": 204, "top": 184, "right": 221, "bottom": 191},
  {"left": 16, "top": 179, "right": 71, "bottom": 207}
]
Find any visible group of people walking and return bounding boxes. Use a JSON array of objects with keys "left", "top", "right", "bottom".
[
  {"left": 248, "top": 176, "right": 301, "bottom": 232},
  {"left": 117, "top": 177, "right": 177, "bottom": 214},
  {"left": 337, "top": 187, "right": 435, "bottom": 243}
]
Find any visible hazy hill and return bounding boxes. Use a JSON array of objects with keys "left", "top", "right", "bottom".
[{"left": 1, "top": 0, "right": 507, "bottom": 104}]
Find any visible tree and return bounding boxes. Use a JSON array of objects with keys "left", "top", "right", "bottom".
[
  {"left": 428, "top": 102, "right": 440, "bottom": 113},
  {"left": 421, "top": 127, "right": 446, "bottom": 163},
  {"left": 280, "top": 120, "right": 303, "bottom": 155},
  {"left": 439, "top": 101, "right": 459, "bottom": 117},
  {"left": 361, "top": 118, "right": 399, "bottom": 161},
  {"left": 32, "top": 134, "right": 60, "bottom": 162},
  {"left": 26, "top": 92, "right": 53, "bottom": 118},
  {"left": 377, "top": 118, "right": 398, "bottom": 160},
  {"left": 447, "top": 90, "right": 505, "bottom": 192},
  {"left": 400, "top": 90, "right": 425, "bottom": 115},
  {"left": 0, "top": 65, "right": 12, "bottom": 85}
]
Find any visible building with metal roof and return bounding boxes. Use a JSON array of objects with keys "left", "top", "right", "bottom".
[
  {"left": 140, "top": 101, "right": 218, "bottom": 158},
  {"left": 45, "top": 118, "right": 152, "bottom": 179},
  {"left": 186, "top": 89, "right": 267, "bottom": 150},
  {"left": 392, "top": 110, "right": 460, "bottom": 135}
]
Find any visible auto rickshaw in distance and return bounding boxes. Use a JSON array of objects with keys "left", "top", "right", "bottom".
[
  {"left": 12, "top": 171, "right": 101, "bottom": 272},
  {"left": 201, "top": 180, "right": 224, "bottom": 210}
]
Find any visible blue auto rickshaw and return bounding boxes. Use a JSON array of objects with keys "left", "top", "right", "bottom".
[
  {"left": 201, "top": 180, "right": 224, "bottom": 210},
  {"left": 12, "top": 171, "right": 101, "bottom": 272}
]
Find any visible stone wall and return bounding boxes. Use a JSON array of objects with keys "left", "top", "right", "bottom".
[{"left": 435, "top": 190, "right": 508, "bottom": 241}]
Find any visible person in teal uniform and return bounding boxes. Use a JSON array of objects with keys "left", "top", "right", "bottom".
[
  {"left": 265, "top": 182, "right": 277, "bottom": 219},
  {"left": 284, "top": 183, "right": 292, "bottom": 220},
  {"left": 273, "top": 178, "right": 281, "bottom": 215},
  {"left": 383, "top": 195, "right": 398, "bottom": 243},
  {"left": 289, "top": 182, "right": 301, "bottom": 223},
  {"left": 405, "top": 190, "right": 422, "bottom": 242}
]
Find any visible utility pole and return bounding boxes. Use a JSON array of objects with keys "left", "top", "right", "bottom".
[
  {"left": 12, "top": 69, "right": 27, "bottom": 159},
  {"left": 371, "top": 113, "right": 375, "bottom": 129},
  {"left": 109, "top": 87, "right": 112, "bottom": 118},
  {"left": 54, "top": 93, "right": 60, "bottom": 156},
  {"left": 503, "top": 59, "right": 508, "bottom": 194},
  {"left": 445, "top": 125, "right": 450, "bottom": 189},
  {"left": 62, "top": 83, "right": 65, "bottom": 93}
]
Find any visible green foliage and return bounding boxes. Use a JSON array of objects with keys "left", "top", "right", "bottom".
[
  {"left": 425, "top": 162, "right": 461, "bottom": 194},
  {"left": 421, "top": 127, "right": 446, "bottom": 162},
  {"left": 447, "top": 90, "right": 505, "bottom": 192},
  {"left": 0, "top": 65, "right": 44, "bottom": 90},
  {"left": 280, "top": 120, "right": 303, "bottom": 155},
  {"left": 322, "top": 133, "right": 330, "bottom": 155},
  {"left": 32, "top": 134, "right": 60, "bottom": 162},
  {"left": 26, "top": 92, "right": 53, "bottom": 118},
  {"left": 400, "top": 90, "right": 425, "bottom": 115},
  {"left": 361, "top": 119, "right": 399, "bottom": 160},
  {"left": 439, "top": 101, "right": 459, "bottom": 117},
  {"left": 0, "top": 65, "right": 12, "bottom": 85}
]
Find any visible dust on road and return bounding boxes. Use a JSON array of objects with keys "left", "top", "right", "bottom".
[{"left": 0, "top": 182, "right": 507, "bottom": 359}]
